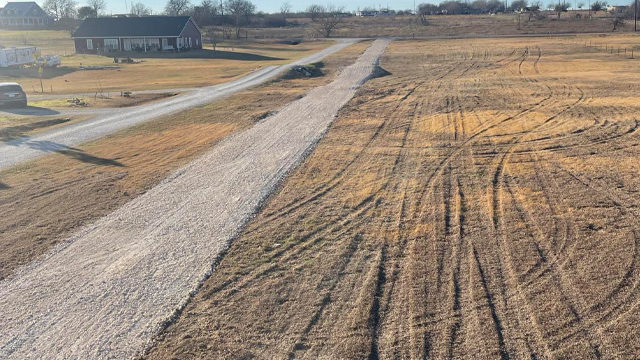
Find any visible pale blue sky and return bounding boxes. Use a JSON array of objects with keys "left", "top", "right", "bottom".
[
  {"left": 2, "top": 0, "right": 629, "bottom": 15},
  {"left": 6, "top": 0, "right": 420, "bottom": 14}
]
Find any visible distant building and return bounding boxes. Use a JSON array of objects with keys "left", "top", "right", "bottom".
[
  {"left": 0, "top": 2, "right": 52, "bottom": 29},
  {"left": 355, "top": 9, "right": 395, "bottom": 17},
  {"left": 356, "top": 10, "right": 378, "bottom": 16},
  {"left": 72, "top": 16, "right": 203, "bottom": 54},
  {"left": 607, "top": 5, "right": 629, "bottom": 13}
]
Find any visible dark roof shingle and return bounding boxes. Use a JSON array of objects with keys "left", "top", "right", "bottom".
[
  {"left": 73, "top": 16, "right": 193, "bottom": 38},
  {"left": 0, "top": 2, "right": 48, "bottom": 18}
]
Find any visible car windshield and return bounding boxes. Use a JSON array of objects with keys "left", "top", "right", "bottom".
[{"left": 0, "top": 85, "right": 23, "bottom": 92}]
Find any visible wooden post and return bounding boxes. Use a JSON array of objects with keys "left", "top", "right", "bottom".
[{"left": 38, "top": 65, "right": 43, "bottom": 93}]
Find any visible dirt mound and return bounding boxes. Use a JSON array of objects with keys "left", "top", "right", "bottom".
[
  {"left": 371, "top": 65, "right": 392, "bottom": 78},
  {"left": 281, "top": 62, "right": 324, "bottom": 80}
]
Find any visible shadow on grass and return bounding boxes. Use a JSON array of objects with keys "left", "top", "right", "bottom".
[
  {"left": 0, "top": 66, "right": 77, "bottom": 80},
  {"left": 13, "top": 138, "right": 124, "bottom": 167},
  {"left": 0, "top": 117, "right": 69, "bottom": 142},
  {"left": 109, "top": 49, "right": 284, "bottom": 61},
  {"left": 2, "top": 119, "right": 124, "bottom": 167},
  {"left": 0, "top": 106, "right": 59, "bottom": 116},
  {"left": 0, "top": 181, "right": 9, "bottom": 190}
]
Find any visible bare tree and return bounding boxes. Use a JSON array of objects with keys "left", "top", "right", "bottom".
[
  {"left": 590, "top": 0, "right": 606, "bottom": 12},
  {"left": 306, "top": 4, "right": 323, "bottom": 21},
  {"left": 527, "top": 1, "right": 541, "bottom": 19},
  {"left": 611, "top": 15, "right": 624, "bottom": 30},
  {"left": 312, "top": 5, "right": 345, "bottom": 37},
  {"left": 87, "top": 0, "right": 106, "bottom": 15},
  {"left": 130, "top": 2, "right": 152, "bottom": 15},
  {"left": 165, "top": 0, "right": 191, "bottom": 15},
  {"left": 418, "top": 3, "right": 438, "bottom": 23},
  {"left": 77, "top": 5, "right": 97, "bottom": 19},
  {"left": 43, "top": 0, "right": 77, "bottom": 20},
  {"left": 192, "top": 0, "right": 218, "bottom": 25},
  {"left": 224, "top": 0, "right": 256, "bottom": 38},
  {"left": 554, "top": 1, "right": 569, "bottom": 17},
  {"left": 280, "top": 1, "right": 291, "bottom": 18}
]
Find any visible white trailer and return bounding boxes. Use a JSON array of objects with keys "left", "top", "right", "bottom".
[{"left": 0, "top": 47, "right": 37, "bottom": 68}]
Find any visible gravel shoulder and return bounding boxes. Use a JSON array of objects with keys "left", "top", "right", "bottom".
[{"left": 0, "top": 39, "right": 390, "bottom": 359}]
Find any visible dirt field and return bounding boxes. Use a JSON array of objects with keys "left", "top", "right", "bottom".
[
  {"left": 0, "top": 41, "right": 370, "bottom": 281},
  {"left": 248, "top": 13, "right": 634, "bottom": 39},
  {"left": 147, "top": 35, "right": 640, "bottom": 359}
]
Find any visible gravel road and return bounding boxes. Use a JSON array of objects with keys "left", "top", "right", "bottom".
[
  {"left": 0, "top": 39, "right": 390, "bottom": 359},
  {"left": 0, "top": 39, "right": 357, "bottom": 171}
]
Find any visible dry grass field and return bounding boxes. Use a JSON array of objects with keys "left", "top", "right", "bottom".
[
  {"left": 0, "top": 41, "right": 371, "bottom": 280},
  {"left": 249, "top": 13, "right": 634, "bottom": 39},
  {"left": 0, "top": 30, "right": 331, "bottom": 95},
  {"left": 146, "top": 34, "right": 640, "bottom": 359}
]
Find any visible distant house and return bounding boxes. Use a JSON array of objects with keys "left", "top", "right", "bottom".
[
  {"left": 72, "top": 16, "right": 203, "bottom": 54},
  {"left": 356, "top": 10, "right": 378, "bottom": 16},
  {"left": 0, "top": 2, "right": 52, "bottom": 29},
  {"left": 355, "top": 9, "right": 394, "bottom": 17}
]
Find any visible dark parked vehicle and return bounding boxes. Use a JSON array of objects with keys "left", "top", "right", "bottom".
[{"left": 0, "top": 82, "right": 27, "bottom": 108}]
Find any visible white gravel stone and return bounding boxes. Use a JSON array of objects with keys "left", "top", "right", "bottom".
[{"left": 0, "top": 39, "right": 390, "bottom": 360}]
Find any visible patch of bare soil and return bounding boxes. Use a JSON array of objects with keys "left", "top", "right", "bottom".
[
  {"left": 0, "top": 41, "right": 371, "bottom": 280},
  {"left": 146, "top": 37, "right": 640, "bottom": 359}
]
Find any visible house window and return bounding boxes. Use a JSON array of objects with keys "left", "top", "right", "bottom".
[
  {"left": 86, "top": 39, "right": 93, "bottom": 50},
  {"left": 162, "top": 38, "right": 168, "bottom": 49},
  {"left": 146, "top": 38, "right": 160, "bottom": 50},
  {"left": 104, "top": 38, "right": 119, "bottom": 51}
]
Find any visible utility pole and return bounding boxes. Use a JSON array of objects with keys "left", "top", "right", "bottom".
[{"left": 635, "top": 0, "right": 638, "bottom": 31}]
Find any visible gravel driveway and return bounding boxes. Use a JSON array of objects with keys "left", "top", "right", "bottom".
[
  {"left": 0, "top": 39, "right": 357, "bottom": 171},
  {"left": 0, "top": 39, "right": 390, "bottom": 359}
]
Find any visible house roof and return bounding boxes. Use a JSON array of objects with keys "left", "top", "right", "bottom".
[
  {"left": 0, "top": 2, "right": 48, "bottom": 18},
  {"left": 73, "top": 16, "right": 195, "bottom": 38}
]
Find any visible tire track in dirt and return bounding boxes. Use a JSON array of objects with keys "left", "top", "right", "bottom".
[
  {"left": 143, "top": 39, "right": 640, "bottom": 359},
  {"left": 0, "top": 39, "right": 392, "bottom": 360},
  {"left": 261, "top": 59, "right": 469, "bottom": 224},
  {"left": 487, "top": 59, "right": 620, "bottom": 357}
]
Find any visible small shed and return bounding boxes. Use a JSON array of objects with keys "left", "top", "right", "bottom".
[{"left": 72, "top": 16, "right": 203, "bottom": 54}]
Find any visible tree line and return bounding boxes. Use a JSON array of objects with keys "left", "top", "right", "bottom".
[
  {"left": 40, "top": 0, "right": 351, "bottom": 39},
  {"left": 418, "top": 0, "right": 628, "bottom": 16}
]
